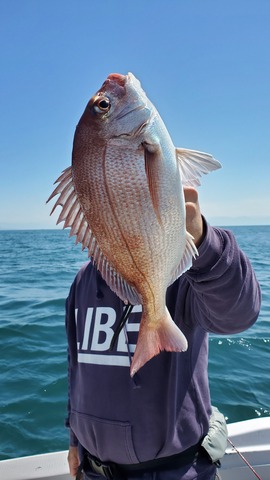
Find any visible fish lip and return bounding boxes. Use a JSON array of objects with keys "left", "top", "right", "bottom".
[
  {"left": 107, "top": 73, "right": 126, "bottom": 87},
  {"left": 99, "top": 73, "right": 127, "bottom": 97},
  {"left": 105, "top": 72, "right": 138, "bottom": 90}
]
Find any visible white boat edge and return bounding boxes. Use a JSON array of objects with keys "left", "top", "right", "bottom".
[{"left": 0, "top": 417, "right": 270, "bottom": 480}]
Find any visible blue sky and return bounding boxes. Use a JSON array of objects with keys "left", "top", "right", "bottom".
[{"left": 1, "top": 0, "right": 269, "bottom": 228}]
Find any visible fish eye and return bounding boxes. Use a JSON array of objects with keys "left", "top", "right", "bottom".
[{"left": 93, "top": 97, "right": 111, "bottom": 113}]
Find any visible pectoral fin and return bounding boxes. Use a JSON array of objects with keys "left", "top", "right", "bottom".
[{"left": 143, "top": 142, "right": 162, "bottom": 224}]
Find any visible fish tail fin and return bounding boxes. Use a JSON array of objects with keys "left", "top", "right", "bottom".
[{"left": 130, "top": 308, "right": 188, "bottom": 377}]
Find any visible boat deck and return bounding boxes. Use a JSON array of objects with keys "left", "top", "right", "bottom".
[{"left": 0, "top": 417, "right": 269, "bottom": 480}]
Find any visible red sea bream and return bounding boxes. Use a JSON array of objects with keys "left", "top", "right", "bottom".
[{"left": 47, "top": 72, "right": 221, "bottom": 376}]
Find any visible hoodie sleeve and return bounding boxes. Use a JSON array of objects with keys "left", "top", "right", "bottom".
[
  {"left": 65, "top": 283, "right": 79, "bottom": 448},
  {"left": 184, "top": 220, "right": 261, "bottom": 334}
]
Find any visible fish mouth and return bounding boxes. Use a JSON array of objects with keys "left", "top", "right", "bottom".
[
  {"left": 106, "top": 72, "right": 141, "bottom": 92},
  {"left": 99, "top": 73, "right": 127, "bottom": 97},
  {"left": 107, "top": 73, "right": 126, "bottom": 87},
  {"left": 106, "top": 72, "right": 137, "bottom": 87}
]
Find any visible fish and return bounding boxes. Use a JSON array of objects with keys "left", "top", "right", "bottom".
[{"left": 47, "top": 72, "right": 221, "bottom": 376}]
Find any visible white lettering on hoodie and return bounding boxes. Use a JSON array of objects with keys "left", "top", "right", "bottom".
[{"left": 76, "top": 305, "right": 142, "bottom": 367}]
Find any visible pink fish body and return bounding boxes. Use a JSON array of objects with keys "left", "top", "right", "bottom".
[{"left": 48, "top": 73, "right": 221, "bottom": 376}]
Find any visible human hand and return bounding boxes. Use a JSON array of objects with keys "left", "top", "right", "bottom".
[
  {"left": 68, "top": 446, "right": 80, "bottom": 477},
  {"left": 184, "top": 187, "right": 204, "bottom": 247}
]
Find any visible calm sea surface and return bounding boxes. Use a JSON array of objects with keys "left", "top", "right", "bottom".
[{"left": 0, "top": 227, "right": 269, "bottom": 460}]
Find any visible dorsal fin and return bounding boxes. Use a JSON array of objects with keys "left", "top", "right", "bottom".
[{"left": 47, "top": 168, "right": 140, "bottom": 305}]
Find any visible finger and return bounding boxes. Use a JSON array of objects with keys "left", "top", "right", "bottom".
[
  {"left": 183, "top": 187, "right": 198, "bottom": 205},
  {"left": 185, "top": 202, "right": 197, "bottom": 222},
  {"left": 183, "top": 187, "right": 204, "bottom": 246},
  {"left": 184, "top": 187, "right": 198, "bottom": 224}
]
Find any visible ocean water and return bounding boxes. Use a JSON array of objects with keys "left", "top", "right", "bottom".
[{"left": 0, "top": 226, "right": 269, "bottom": 460}]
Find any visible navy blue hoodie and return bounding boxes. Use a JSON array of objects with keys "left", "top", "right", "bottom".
[{"left": 65, "top": 222, "right": 260, "bottom": 477}]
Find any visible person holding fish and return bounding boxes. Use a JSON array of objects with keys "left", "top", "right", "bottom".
[{"left": 48, "top": 73, "right": 261, "bottom": 479}]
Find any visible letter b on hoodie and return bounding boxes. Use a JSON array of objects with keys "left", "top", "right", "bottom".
[{"left": 91, "top": 307, "right": 116, "bottom": 351}]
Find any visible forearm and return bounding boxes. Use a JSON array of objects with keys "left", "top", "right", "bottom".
[
  {"left": 185, "top": 221, "right": 261, "bottom": 334},
  {"left": 68, "top": 445, "right": 80, "bottom": 477}
]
